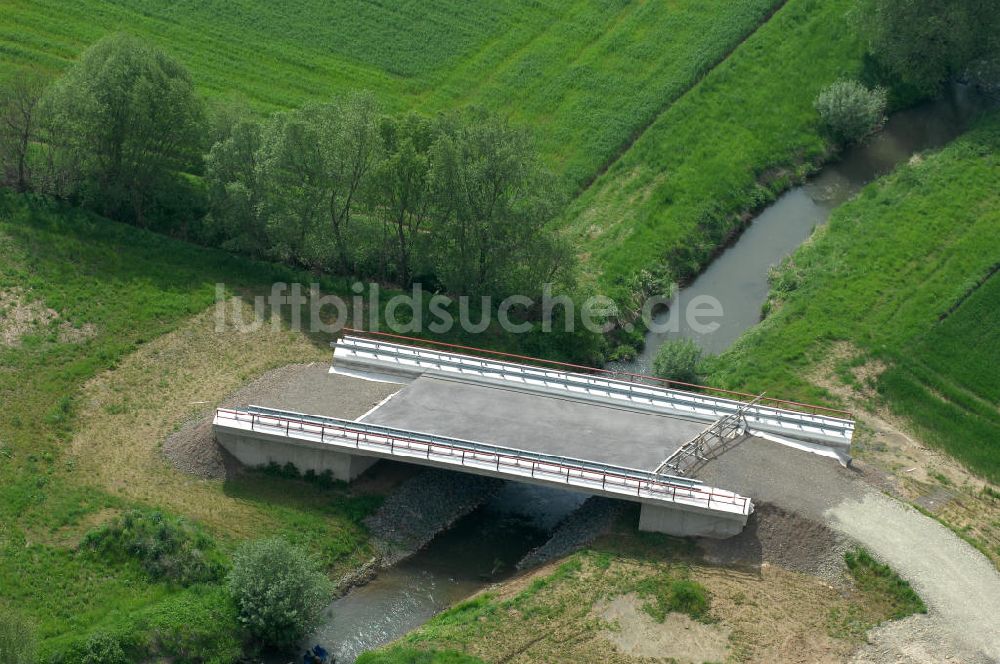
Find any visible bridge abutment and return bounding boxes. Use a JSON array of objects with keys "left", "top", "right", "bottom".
[
  {"left": 638, "top": 503, "right": 746, "bottom": 538},
  {"left": 215, "top": 429, "right": 377, "bottom": 481}
]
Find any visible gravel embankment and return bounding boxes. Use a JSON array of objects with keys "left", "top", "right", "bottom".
[
  {"left": 163, "top": 362, "right": 399, "bottom": 479},
  {"left": 699, "top": 502, "right": 849, "bottom": 582},
  {"left": 364, "top": 468, "right": 504, "bottom": 565},
  {"left": 516, "top": 497, "right": 623, "bottom": 570}
]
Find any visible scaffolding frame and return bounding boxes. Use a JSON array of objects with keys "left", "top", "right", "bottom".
[{"left": 654, "top": 393, "right": 765, "bottom": 477}]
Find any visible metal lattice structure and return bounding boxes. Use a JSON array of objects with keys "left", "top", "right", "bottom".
[{"left": 654, "top": 394, "right": 765, "bottom": 477}]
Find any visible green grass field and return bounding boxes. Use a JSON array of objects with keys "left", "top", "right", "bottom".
[
  {"left": 2, "top": 0, "right": 877, "bottom": 306},
  {"left": 0, "top": 192, "right": 383, "bottom": 654},
  {"left": 2, "top": 0, "right": 780, "bottom": 189},
  {"left": 707, "top": 114, "right": 1000, "bottom": 480},
  {"left": 560, "top": 0, "right": 864, "bottom": 299}
]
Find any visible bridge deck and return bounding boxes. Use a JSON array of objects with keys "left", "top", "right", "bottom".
[
  {"left": 363, "top": 374, "right": 705, "bottom": 471},
  {"left": 213, "top": 406, "right": 751, "bottom": 517}
]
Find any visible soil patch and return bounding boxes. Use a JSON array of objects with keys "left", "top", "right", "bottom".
[
  {"left": 700, "top": 503, "right": 847, "bottom": 581},
  {"left": 595, "top": 592, "right": 730, "bottom": 662}
]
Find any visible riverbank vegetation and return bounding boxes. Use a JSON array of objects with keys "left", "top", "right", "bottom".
[
  {"left": 360, "top": 515, "right": 920, "bottom": 663},
  {"left": 0, "top": 193, "right": 373, "bottom": 658},
  {"left": 707, "top": 114, "right": 1000, "bottom": 482},
  {"left": 3, "top": 34, "right": 572, "bottom": 299}
]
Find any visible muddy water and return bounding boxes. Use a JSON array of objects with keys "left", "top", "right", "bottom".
[
  {"left": 307, "top": 483, "right": 586, "bottom": 662},
  {"left": 623, "top": 84, "right": 989, "bottom": 369}
]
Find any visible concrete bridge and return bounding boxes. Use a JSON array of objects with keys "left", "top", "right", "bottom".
[{"left": 213, "top": 332, "right": 855, "bottom": 539}]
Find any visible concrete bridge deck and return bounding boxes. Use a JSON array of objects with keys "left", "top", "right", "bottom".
[
  {"left": 213, "top": 405, "right": 752, "bottom": 537},
  {"left": 212, "top": 333, "right": 856, "bottom": 539},
  {"left": 332, "top": 334, "right": 855, "bottom": 457},
  {"left": 363, "top": 374, "right": 706, "bottom": 471}
]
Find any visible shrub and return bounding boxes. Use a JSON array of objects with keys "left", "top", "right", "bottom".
[
  {"left": 78, "top": 633, "right": 129, "bottom": 664},
  {"left": 815, "top": 80, "right": 888, "bottom": 145},
  {"left": 0, "top": 609, "right": 36, "bottom": 664},
  {"left": 652, "top": 338, "right": 703, "bottom": 384},
  {"left": 227, "top": 537, "right": 333, "bottom": 650},
  {"left": 82, "top": 509, "right": 226, "bottom": 585},
  {"left": 48, "top": 632, "right": 134, "bottom": 664}
]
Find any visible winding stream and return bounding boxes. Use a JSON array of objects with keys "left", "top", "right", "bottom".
[
  {"left": 302, "top": 84, "right": 989, "bottom": 663},
  {"left": 622, "top": 83, "right": 989, "bottom": 369}
]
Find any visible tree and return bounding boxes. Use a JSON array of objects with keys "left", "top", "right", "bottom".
[
  {"left": 204, "top": 117, "right": 268, "bottom": 256},
  {"left": 430, "top": 110, "right": 568, "bottom": 297},
  {"left": 0, "top": 70, "right": 47, "bottom": 192},
  {"left": 652, "top": 338, "right": 702, "bottom": 384},
  {"left": 861, "top": 0, "right": 1000, "bottom": 94},
  {"left": 44, "top": 33, "right": 204, "bottom": 225},
  {"left": 256, "top": 110, "right": 328, "bottom": 266},
  {"left": 370, "top": 112, "right": 437, "bottom": 284},
  {"left": 815, "top": 80, "right": 887, "bottom": 145},
  {"left": 308, "top": 93, "right": 382, "bottom": 274},
  {"left": 0, "top": 608, "right": 35, "bottom": 664},
  {"left": 227, "top": 537, "right": 332, "bottom": 650}
]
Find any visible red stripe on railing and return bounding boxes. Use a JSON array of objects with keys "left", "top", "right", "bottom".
[
  {"left": 339, "top": 328, "right": 853, "bottom": 419},
  {"left": 215, "top": 408, "right": 750, "bottom": 513}
]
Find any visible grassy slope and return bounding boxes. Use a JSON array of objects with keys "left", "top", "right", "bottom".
[
  {"left": 560, "top": 0, "right": 863, "bottom": 298},
  {"left": 0, "top": 189, "right": 615, "bottom": 651},
  {"left": 706, "top": 115, "right": 1000, "bottom": 480},
  {"left": 1, "top": 0, "right": 780, "bottom": 189},
  {"left": 0, "top": 193, "right": 375, "bottom": 651}
]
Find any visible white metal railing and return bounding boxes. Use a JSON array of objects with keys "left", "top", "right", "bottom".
[{"left": 332, "top": 335, "right": 855, "bottom": 447}]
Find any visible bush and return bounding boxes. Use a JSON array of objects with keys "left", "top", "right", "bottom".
[
  {"left": 82, "top": 509, "right": 226, "bottom": 586},
  {"left": 0, "top": 609, "right": 36, "bottom": 664},
  {"left": 652, "top": 338, "right": 703, "bottom": 384},
  {"left": 48, "top": 632, "right": 134, "bottom": 664},
  {"left": 227, "top": 537, "right": 333, "bottom": 651},
  {"left": 78, "top": 633, "right": 129, "bottom": 664},
  {"left": 815, "top": 80, "right": 888, "bottom": 145}
]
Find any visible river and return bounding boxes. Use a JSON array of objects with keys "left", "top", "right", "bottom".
[
  {"left": 302, "top": 84, "right": 989, "bottom": 663},
  {"left": 307, "top": 483, "right": 586, "bottom": 663}
]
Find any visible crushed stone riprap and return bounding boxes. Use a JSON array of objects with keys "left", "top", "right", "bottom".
[
  {"left": 364, "top": 468, "right": 504, "bottom": 565},
  {"left": 517, "top": 497, "right": 623, "bottom": 570}
]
